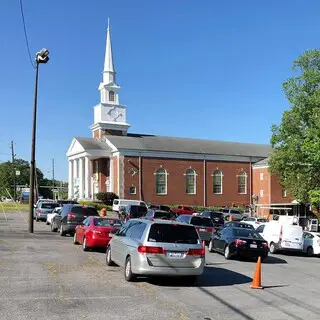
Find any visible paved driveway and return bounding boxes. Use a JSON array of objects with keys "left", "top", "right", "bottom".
[{"left": 1, "top": 210, "right": 319, "bottom": 320}]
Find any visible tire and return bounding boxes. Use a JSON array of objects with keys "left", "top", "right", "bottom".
[
  {"left": 224, "top": 245, "right": 231, "bottom": 260},
  {"left": 46, "top": 221, "right": 49, "bottom": 225},
  {"left": 59, "top": 225, "right": 66, "bottom": 236},
  {"left": 269, "top": 242, "right": 277, "bottom": 254},
  {"left": 82, "top": 237, "right": 89, "bottom": 251},
  {"left": 124, "top": 256, "right": 135, "bottom": 282},
  {"left": 51, "top": 222, "right": 57, "bottom": 232},
  {"left": 73, "top": 233, "right": 79, "bottom": 245},
  {"left": 208, "top": 240, "right": 214, "bottom": 253},
  {"left": 106, "top": 246, "right": 114, "bottom": 266},
  {"left": 307, "top": 246, "right": 314, "bottom": 257}
]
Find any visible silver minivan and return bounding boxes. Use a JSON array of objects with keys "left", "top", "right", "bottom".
[{"left": 106, "top": 219, "right": 205, "bottom": 282}]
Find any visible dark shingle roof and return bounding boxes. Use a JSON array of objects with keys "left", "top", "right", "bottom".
[
  {"left": 105, "top": 134, "right": 272, "bottom": 158},
  {"left": 75, "top": 137, "right": 113, "bottom": 151}
]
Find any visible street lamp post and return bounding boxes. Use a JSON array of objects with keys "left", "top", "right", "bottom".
[{"left": 28, "top": 49, "right": 49, "bottom": 234}]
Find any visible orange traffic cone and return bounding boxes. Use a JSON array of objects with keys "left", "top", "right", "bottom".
[
  {"left": 229, "top": 215, "right": 233, "bottom": 222},
  {"left": 250, "top": 256, "right": 263, "bottom": 289}
]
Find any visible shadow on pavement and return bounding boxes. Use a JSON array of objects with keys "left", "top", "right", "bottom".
[{"left": 146, "top": 266, "right": 252, "bottom": 288}]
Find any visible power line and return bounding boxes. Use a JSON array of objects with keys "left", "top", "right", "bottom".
[{"left": 19, "top": 0, "right": 35, "bottom": 69}]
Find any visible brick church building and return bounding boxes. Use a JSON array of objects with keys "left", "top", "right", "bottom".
[{"left": 67, "top": 21, "right": 289, "bottom": 208}]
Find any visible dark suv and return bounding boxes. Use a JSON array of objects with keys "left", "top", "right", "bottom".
[
  {"left": 127, "top": 205, "right": 148, "bottom": 219},
  {"left": 199, "top": 211, "right": 225, "bottom": 228},
  {"left": 145, "top": 210, "right": 177, "bottom": 220},
  {"left": 51, "top": 204, "right": 99, "bottom": 236}
]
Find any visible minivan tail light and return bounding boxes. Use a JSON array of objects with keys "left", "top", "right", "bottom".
[
  {"left": 137, "top": 246, "right": 165, "bottom": 254},
  {"left": 235, "top": 239, "right": 247, "bottom": 246},
  {"left": 67, "top": 214, "right": 76, "bottom": 219},
  {"left": 37, "top": 209, "right": 42, "bottom": 214},
  {"left": 187, "top": 248, "right": 205, "bottom": 257},
  {"left": 262, "top": 242, "right": 268, "bottom": 248},
  {"left": 206, "top": 228, "right": 212, "bottom": 232}
]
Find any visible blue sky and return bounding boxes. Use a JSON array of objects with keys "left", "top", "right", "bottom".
[{"left": 0, "top": 0, "right": 319, "bottom": 180}]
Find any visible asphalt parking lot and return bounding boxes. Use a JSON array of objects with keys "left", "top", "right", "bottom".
[{"left": 1, "top": 210, "right": 320, "bottom": 320}]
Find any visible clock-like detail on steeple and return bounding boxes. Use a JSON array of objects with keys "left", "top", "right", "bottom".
[{"left": 90, "top": 18, "right": 130, "bottom": 137}]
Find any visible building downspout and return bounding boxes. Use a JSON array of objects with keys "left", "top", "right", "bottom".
[
  {"left": 249, "top": 161, "right": 252, "bottom": 206},
  {"left": 139, "top": 155, "right": 142, "bottom": 201},
  {"left": 203, "top": 158, "right": 207, "bottom": 207}
]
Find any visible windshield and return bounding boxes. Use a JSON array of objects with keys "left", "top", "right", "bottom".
[
  {"left": 233, "top": 228, "right": 263, "bottom": 239},
  {"left": 148, "top": 224, "right": 199, "bottom": 244},
  {"left": 190, "top": 217, "right": 213, "bottom": 227},
  {"left": 93, "top": 218, "right": 122, "bottom": 227},
  {"left": 257, "top": 218, "right": 267, "bottom": 222},
  {"left": 154, "top": 211, "right": 174, "bottom": 219},
  {"left": 42, "top": 203, "right": 59, "bottom": 209}
]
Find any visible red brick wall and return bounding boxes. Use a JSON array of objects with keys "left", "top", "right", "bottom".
[
  {"left": 271, "top": 175, "right": 292, "bottom": 203},
  {"left": 122, "top": 156, "right": 253, "bottom": 207},
  {"left": 252, "top": 168, "right": 270, "bottom": 204},
  {"left": 113, "top": 156, "right": 119, "bottom": 195}
]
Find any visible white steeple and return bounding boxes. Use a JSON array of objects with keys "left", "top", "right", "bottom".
[
  {"left": 103, "top": 18, "right": 116, "bottom": 84},
  {"left": 91, "top": 18, "right": 130, "bottom": 138}
]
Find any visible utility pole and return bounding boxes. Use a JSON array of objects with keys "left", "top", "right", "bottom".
[
  {"left": 10, "top": 141, "right": 16, "bottom": 201},
  {"left": 52, "top": 158, "right": 55, "bottom": 200}
]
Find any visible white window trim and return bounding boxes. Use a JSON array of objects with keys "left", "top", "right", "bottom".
[
  {"left": 212, "top": 170, "right": 223, "bottom": 195},
  {"left": 185, "top": 169, "right": 196, "bottom": 195},
  {"left": 260, "top": 189, "right": 264, "bottom": 198},
  {"left": 260, "top": 172, "right": 264, "bottom": 181},
  {"left": 237, "top": 172, "right": 248, "bottom": 195},
  {"left": 129, "top": 185, "right": 136, "bottom": 195},
  {"left": 154, "top": 168, "right": 168, "bottom": 195}
]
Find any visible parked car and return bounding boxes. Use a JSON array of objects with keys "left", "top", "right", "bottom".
[
  {"left": 34, "top": 202, "right": 60, "bottom": 222},
  {"left": 259, "top": 222, "right": 304, "bottom": 254},
  {"left": 106, "top": 219, "right": 205, "bottom": 282},
  {"left": 149, "top": 204, "right": 171, "bottom": 212},
  {"left": 199, "top": 211, "right": 225, "bottom": 228},
  {"left": 56, "top": 200, "right": 79, "bottom": 205},
  {"left": 74, "top": 217, "right": 123, "bottom": 251},
  {"left": 208, "top": 226, "right": 269, "bottom": 261},
  {"left": 303, "top": 231, "right": 320, "bottom": 256},
  {"left": 35, "top": 198, "right": 55, "bottom": 208},
  {"left": 219, "top": 208, "right": 243, "bottom": 221},
  {"left": 223, "top": 221, "right": 254, "bottom": 230},
  {"left": 240, "top": 217, "right": 268, "bottom": 229},
  {"left": 112, "top": 199, "right": 147, "bottom": 212},
  {"left": 171, "top": 205, "right": 196, "bottom": 216},
  {"left": 127, "top": 204, "right": 148, "bottom": 219},
  {"left": 176, "top": 215, "right": 216, "bottom": 244},
  {"left": 51, "top": 204, "right": 100, "bottom": 236},
  {"left": 46, "top": 206, "right": 62, "bottom": 225},
  {"left": 145, "top": 210, "right": 177, "bottom": 220}
]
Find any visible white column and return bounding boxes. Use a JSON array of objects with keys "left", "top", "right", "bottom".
[
  {"left": 73, "top": 159, "right": 78, "bottom": 198},
  {"left": 109, "top": 158, "right": 113, "bottom": 192},
  {"left": 85, "top": 157, "right": 90, "bottom": 199},
  {"left": 68, "top": 160, "right": 73, "bottom": 199},
  {"left": 79, "top": 158, "right": 84, "bottom": 199}
]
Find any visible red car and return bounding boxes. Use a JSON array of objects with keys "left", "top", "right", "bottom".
[
  {"left": 73, "top": 217, "right": 123, "bottom": 251},
  {"left": 171, "top": 205, "right": 196, "bottom": 216}
]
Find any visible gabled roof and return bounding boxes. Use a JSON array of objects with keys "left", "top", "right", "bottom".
[
  {"left": 74, "top": 137, "right": 113, "bottom": 151},
  {"left": 106, "top": 133, "right": 272, "bottom": 158},
  {"left": 252, "top": 157, "right": 269, "bottom": 167}
]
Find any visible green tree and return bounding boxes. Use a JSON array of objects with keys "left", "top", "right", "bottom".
[
  {"left": 269, "top": 50, "right": 320, "bottom": 204},
  {"left": 0, "top": 158, "right": 44, "bottom": 198}
]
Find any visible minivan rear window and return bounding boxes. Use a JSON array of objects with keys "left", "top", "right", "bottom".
[
  {"left": 148, "top": 224, "right": 199, "bottom": 244},
  {"left": 154, "top": 211, "right": 174, "bottom": 219},
  {"left": 129, "top": 205, "right": 147, "bottom": 217},
  {"left": 42, "top": 203, "right": 59, "bottom": 209},
  {"left": 70, "top": 206, "right": 99, "bottom": 216}
]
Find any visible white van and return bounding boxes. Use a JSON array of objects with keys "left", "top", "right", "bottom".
[
  {"left": 260, "top": 221, "right": 304, "bottom": 254},
  {"left": 112, "top": 199, "right": 147, "bottom": 212}
]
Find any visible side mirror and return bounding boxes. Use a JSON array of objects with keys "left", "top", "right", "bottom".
[{"left": 110, "top": 229, "right": 119, "bottom": 235}]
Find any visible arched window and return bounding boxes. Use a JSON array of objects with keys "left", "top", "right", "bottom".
[
  {"left": 237, "top": 171, "right": 247, "bottom": 194},
  {"left": 213, "top": 170, "right": 223, "bottom": 194},
  {"left": 155, "top": 168, "right": 167, "bottom": 195},
  {"left": 185, "top": 169, "right": 196, "bottom": 194},
  {"left": 109, "top": 91, "right": 115, "bottom": 102}
]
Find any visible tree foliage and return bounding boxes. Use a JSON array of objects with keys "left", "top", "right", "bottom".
[{"left": 269, "top": 50, "right": 320, "bottom": 203}]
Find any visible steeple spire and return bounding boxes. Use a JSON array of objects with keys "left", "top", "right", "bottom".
[{"left": 103, "top": 17, "right": 115, "bottom": 83}]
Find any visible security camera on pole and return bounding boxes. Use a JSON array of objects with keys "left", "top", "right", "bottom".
[{"left": 28, "top": 49, "right": 49, "bottom": 234}]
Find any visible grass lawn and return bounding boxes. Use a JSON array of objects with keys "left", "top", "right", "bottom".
[{"left": 0, "top": 202, "right": 29, "bottom": 211}]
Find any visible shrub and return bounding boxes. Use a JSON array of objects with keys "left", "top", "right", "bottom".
[
  {"left": 95, "top": 192, "right": 119, "bottom": 205},
  {"left": 78, "top": 200, "right": 112, "bottom": 212}
]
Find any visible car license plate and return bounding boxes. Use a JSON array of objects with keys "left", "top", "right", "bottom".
[
  {"left": 250, "top": 244, "right": 257, "bottom": 248},
  {"left": 199, "top": 228, "right": 205, "bottom": 232},
  {"left": 166, "top": 252, "right": 183, "bottom": 259}
]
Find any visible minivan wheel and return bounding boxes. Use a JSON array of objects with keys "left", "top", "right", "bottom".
[
  {"left": 269, "top": 242, "right": 277, "bottom": 254},
  {"left": 307, "top": 246, "right": 314, "bottom": 257},
  {"left": 208, "top": 240, "right": 214, "bottom": 253},
  {"left": 51, "top": 223, "right": 57, "bottom": 232},
  {"left": 124, "top": 256, "right": 135, "bottom": 282},
  {"left": 224, "top": 245, "right": 231, "bottom": 259},
  {"left": 59, "top": 225, "right": 66, "bottom": 236},
  {"left": 106, "top": 246, "right": 114, "bottom": 266}
]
